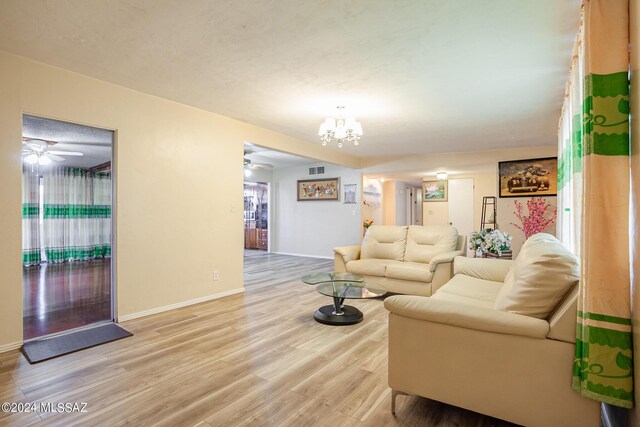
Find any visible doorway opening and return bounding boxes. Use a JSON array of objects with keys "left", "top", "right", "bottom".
[
  {"left": 21, "top": 115, "right": 114, "bottom": 340},
  {"left": 243, "top": 182, "right": 269, "bottom": 253}
]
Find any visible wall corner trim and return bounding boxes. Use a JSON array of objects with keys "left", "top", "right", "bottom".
[
  {"left": 117, "top": 287, "right": 245, "bottom": 322},
  {"left": 0, "top": 341, "right": 23, "bottom": 354}
]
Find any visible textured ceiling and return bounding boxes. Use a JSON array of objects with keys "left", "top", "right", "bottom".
[
  {"left": 22, "top": 115, "right": 112, "bottom": 168},
  {"left": 1, "top": 1, "right": 580, "bottom": 157}
]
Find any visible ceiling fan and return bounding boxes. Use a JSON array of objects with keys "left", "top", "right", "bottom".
[
  {"left": 22, "top": 138, "right": 84, "bottom": 165},
  {"left": 244, "top": 150, "right": 273, "bottom": 176}
]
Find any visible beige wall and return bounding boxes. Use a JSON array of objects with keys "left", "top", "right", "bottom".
[
  {"left": 422, "top": 200, "right": 449, "bottom": 226},
  {"left": 631, "top": 0, "right": 640, "bottom": 423},
  {"left": 0, "top": 51, "right": 358, "bottom": 348},
  {"left": 382, "top": 181, "right": 396, "bottom": 225}
]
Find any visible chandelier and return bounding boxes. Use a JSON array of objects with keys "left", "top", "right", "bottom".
[{"left": 318, "top": 106, "right": 363, "bottom": 148}]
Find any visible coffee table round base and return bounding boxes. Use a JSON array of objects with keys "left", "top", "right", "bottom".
[{"left": 313, "top": 305, "right": 363, "bottom": 326}]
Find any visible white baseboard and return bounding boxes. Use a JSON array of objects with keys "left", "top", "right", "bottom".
[
  {"left": 117, "top": 287, "right": 245, "bottom": 322},
  {"left": 273, "top": 251, "right": 333, "bottom": 260},
  {"left": 0, "top": 341, "right": 22, "bottom": 354}
]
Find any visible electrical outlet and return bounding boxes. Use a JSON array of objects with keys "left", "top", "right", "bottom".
[{"left": 213, "top": 271, "right": 220, "bottom": 281}]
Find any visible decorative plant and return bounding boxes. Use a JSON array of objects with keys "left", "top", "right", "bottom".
[
  {"left": 363, "top": 219, "right": 374, "bottom": 237},
  {"left": 469, "top": 229, "right": 490, "bottom": 252},
  {"left": 511, "top": 197, "right": 557, "bottom": 238},
  {"left": 483, "top": 229, "right": 512, "bottom": 255},
  {"left": 470, "top": 228, "right": 512, "bottom": 256}
]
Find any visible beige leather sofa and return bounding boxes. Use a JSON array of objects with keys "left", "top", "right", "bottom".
[
  {"left": 384, "top": 233, "right": 600, "bottom": 427},
  {"left": 334, "top": 225, "right": 466, "bottom": 296}
]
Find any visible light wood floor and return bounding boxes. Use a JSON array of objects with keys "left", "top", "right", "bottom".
[
  {"left": 244, "top": 250, "right": 333, "bottom": 288},
  {"left": 0, "top": 254, "right": 516, "bottom": 426}
]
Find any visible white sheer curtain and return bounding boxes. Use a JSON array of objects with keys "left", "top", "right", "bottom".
[
  {"left": 557, "top": 40, "right": 584, "bottom": 257},
  {"left": 42, "top": 167, "right": 111, "bottom": 263},
  {"left": 22, "top": 164, "right": 41, "bottom": 267},
  {"left": 92, "top": 172, "right": 112, "bottom": 257}
]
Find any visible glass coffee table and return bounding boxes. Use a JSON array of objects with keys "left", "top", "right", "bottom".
[{"left": 302, "top": 272, "right": 387, "bottom": 325}]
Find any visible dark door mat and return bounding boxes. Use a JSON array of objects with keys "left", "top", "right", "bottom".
[{"left": 22, "top": 323, "right": 132, "bottom": 364}]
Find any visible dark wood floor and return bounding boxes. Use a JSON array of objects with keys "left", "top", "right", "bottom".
[
  {"left": 1, "top": 253, "right": 517, "bottom": 426},
  {"left": 22, "top": 259, "right": 111, "bottom": 340}
]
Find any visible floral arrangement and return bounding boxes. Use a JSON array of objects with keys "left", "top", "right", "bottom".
[
  {"left": 469, "top": 228, "right": 512, "bottom": 256},
  {"left": 511, "top": 197, "right": 557, "bottom": 238},
  {"left": 363, "top": 219, "right": 374, "bottom": 237},
  {"left": 483, "top": 229, "right": 512, "bottom": 255},
  {"left": 469, "top": 229, "right": 489, "bottom": 252}
]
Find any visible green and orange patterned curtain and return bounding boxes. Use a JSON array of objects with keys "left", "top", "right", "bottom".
[{"left": 558, "top": 0, "right": 632, "bottom": 408}]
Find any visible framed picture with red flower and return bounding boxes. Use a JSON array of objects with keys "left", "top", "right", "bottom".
[{"left": 297, "top": 178, "right": 340, "bottom": 201}]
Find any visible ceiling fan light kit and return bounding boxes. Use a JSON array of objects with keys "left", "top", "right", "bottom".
[
  {"left": 21, "top": 138, "right": 84, "bottom": 165},
  {"left": 243, "top": 149, "right": 274, "bottom": 178},
  {"left": 319, "top": 106, "right": 363, "bottom": 148}
]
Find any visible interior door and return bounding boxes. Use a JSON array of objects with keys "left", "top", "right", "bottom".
[
  {"left": 406, "top": 188, "right": 414, "bottom": 225},
  {"left": 447, "top": 178, "right": 474, "bottom": 255},
  {"left": 413, "top": 187, "right": 423, "bottom": 225}
]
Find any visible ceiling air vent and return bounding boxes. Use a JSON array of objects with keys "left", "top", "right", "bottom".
[{"left": 309, "top": 166, "right": 325, "bottom": 175}]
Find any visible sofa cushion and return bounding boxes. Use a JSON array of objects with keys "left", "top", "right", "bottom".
[
  {"left": 386, "top": 262, "right": 434, "bottom": 283},
  {"left": 404, "top": 225, "right": 458, "bottom": 263},
  {"left": 494, "top": 233, "right": 579, "bottom": 319},
  {"left": 346, "top": 259, "right": 390, "bottom": 277},
  {"left": 433, "top": 274, "right": 503, "bottom": 309},
  {"left": 361, "top": 225, "right": 408, "bottom": 261}
]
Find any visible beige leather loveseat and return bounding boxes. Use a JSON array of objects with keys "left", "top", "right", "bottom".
[
  {"left": 384, "top": 233, "right": 600, "bottom": 427},
  {"left": 334, "top": 225, "right": 465, "bottom": 296}
]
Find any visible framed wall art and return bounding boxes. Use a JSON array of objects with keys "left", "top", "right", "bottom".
[
  {"left": 297, "top": 178, "right": 340, "bottom": 201},
  {"left": 343, "top": 184, "right": 357, "bottom": 204},
  {"left": 363, "top": 181, "right": 381, "bottom": 207},
  {"left": 423, "top": 180, "right": 448, "bottom": 202},
  {"left": 498, "top": 157, "right": 558, "bottom": 198}
]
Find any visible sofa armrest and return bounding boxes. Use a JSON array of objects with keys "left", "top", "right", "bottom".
[
  {"left": 334, "top": 246, "right": 361, "bottom": 273},
  {"left": 428, "top": 250, "right": 463, "bottom": 272},
  {"left": 384, "top": 295, "right": 549, "bottom": 338},
  {"left": 453, "top": 256, "right": 514, "bottom": 282},
  {"left": 333, "top": 246, "right": 361, "bottom": 263}
]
